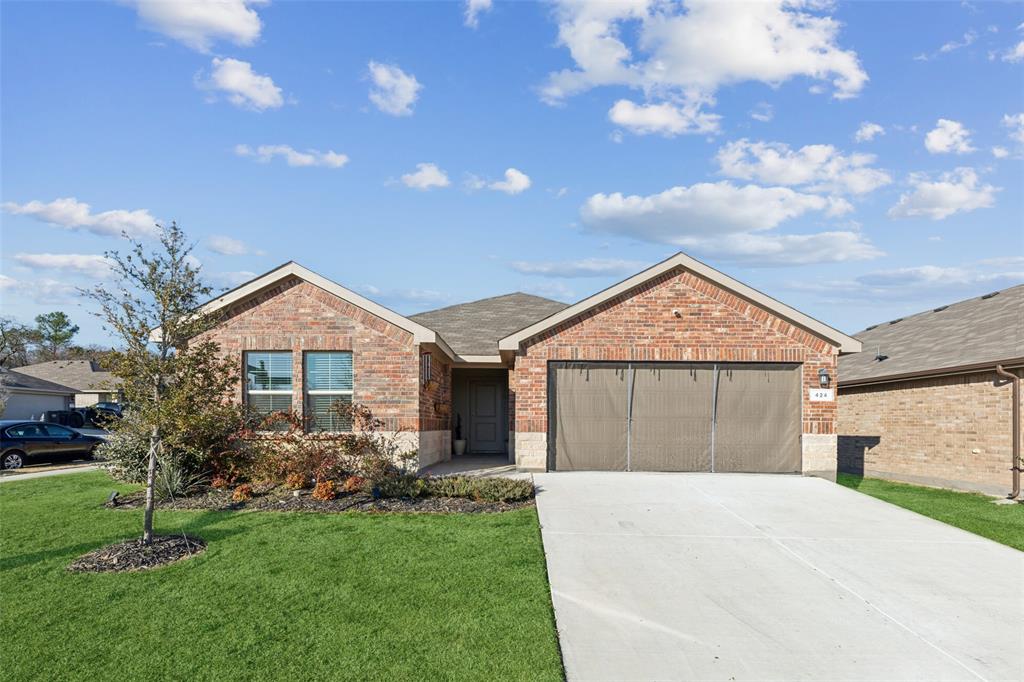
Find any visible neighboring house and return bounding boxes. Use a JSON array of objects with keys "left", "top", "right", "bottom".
[
  {"left": 838, "top": 284, "right": 1024, "bottom": 495},
  {"left": 0, "top": 369, "right": 75, "bottom": 419},
  {"left": 12, "top": 360, "right": 121, "bottom": 407},
  {"left": 196, "top": 252, "right": 860, "bottom": 478}
]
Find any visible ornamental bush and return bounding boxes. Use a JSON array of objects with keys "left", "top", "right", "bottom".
[{"left": 424, "top": 476, "right": 534, "bottom": 503}]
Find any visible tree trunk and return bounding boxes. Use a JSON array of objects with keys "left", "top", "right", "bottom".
[{"left": 143, "top": 427, "right": 159, "bottom": 545}]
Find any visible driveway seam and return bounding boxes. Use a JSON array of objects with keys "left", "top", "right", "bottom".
[{"left": 686, "top": 480, "right": 990, "bottom": 682}]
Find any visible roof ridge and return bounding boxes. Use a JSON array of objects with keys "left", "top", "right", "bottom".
[{"left": 854, "top": 282, "right": 1024, "bottom": 336}]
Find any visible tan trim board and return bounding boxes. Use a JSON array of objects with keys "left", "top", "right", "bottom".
[{"left": 498, "top": 252, "right": 861, "bottom": 354}]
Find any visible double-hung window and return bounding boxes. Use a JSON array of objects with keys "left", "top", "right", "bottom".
[
  {"left": 245, "top": 352, "right": 293, "bottom": 419},
  {"left": 305, "top": 351, "right": 353, "bottom": 432}
]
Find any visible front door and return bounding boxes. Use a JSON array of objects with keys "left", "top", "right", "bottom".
[{"left": 468, "top": 380, "right": 503, "bottom": 453}]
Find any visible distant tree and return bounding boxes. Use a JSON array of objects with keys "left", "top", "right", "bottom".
[
  {"left": 83, "top": 222, "right": 227, "bottom": 545},
  {"left": 33, "top": 311, "right": 79, "bottom": 361},
  {"left": 0, "top": 317, "right": 34, "bottom": 368}
]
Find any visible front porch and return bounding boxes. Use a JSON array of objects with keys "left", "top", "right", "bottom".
[
  {"left": 449, "top": 366, "right": 512, "bottom": 461},
  {"left": 422, "top": 454, "right": 530, "bottom": 480}
]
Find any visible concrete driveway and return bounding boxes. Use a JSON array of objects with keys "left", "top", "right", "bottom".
[{"left": 534, "top": 472, "right": 1023, "bottom": 681}]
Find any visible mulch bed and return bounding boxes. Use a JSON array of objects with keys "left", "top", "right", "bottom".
[
  {"left": 108, "top": 486, "right": 534, "bottom": 515},
  {"left": 68, "top": 535, "right": 207, "bottom": 573}
]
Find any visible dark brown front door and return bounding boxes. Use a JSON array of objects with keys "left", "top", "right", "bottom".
[{"left": 468, "top": 380, "right": 503, "bottom": 453}]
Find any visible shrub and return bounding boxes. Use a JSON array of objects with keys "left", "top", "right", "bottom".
[
  {"left": 425, "top": 476, "right": 534, "bottom": 503},
  {"left": 285, "top": 472, "right": 308, "bottom": 490},
  {"left": 210, "top": 476, "right": 231, "bottom": 490},
  {"left": 375, "top": 475, "right": 426, "bottom": 499},
  {"left": 341, "top": 475, "right": 366, "bottom": 493},
  {"left": 231, "top": 484, "right": 253, "bottom": 502},
  {"left": 153, "top": 456, "right": 208, "bottom": 501},
  {"left": 95, "top": 415, "right": 152, "bottom": 483},
  {"left": 311, "top": 480, "right": 337, "bottom": 501}
]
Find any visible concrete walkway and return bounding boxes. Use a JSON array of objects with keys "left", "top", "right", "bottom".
[
  {"left": 0, "top": 463, "right": 98, "bottom": 483},
  {"left": 422, "top": 454, "right": 531, "bottom": 480},
  {"left": 535, "top": 472, "right": 1023, "bottom": 681}
]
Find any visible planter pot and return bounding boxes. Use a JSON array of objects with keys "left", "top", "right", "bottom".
[{"left": 453, "top": 439, "right": 467, "bottom": 456}]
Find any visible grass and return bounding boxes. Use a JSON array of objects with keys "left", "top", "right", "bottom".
[
  {"left": 837, "top": 473, "right": 1024, "bottom": 551},
  {"left": 0, "top": 472, "right": 564, "bottom": 681}
]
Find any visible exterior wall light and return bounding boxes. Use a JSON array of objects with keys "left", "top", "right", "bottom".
[{"left": 818, "top": 368, "right": 831, "bottom": 388}]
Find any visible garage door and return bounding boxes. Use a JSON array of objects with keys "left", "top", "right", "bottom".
[{"left": 549, "top": 362, "right": 801, "bottom": 473}]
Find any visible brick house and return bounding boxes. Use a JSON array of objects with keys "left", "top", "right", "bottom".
[
  {"left": 838, "top": 284, "right": 1023, "bottom": 495},
  {"left": 197, "top": 253, "right": 861, "bottom": 478}
]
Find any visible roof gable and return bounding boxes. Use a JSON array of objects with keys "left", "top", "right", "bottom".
[
  {"left": 498, "top": 252, "right": 861, "bottom": 354},
  {"left": 199, "top": 262, "right": 455, "bottom": 360}
]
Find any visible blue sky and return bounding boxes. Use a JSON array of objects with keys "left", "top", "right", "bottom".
[{"left": 2, "top": 0, "right": 1022, "bottom": 346}]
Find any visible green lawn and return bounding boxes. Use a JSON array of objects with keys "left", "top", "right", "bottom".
[
  {"left": 837, "top": 473, "right": 1024, "bottom": 551},
  {"left": 0, "top": 472, "right": 563, "bottom": 681}
]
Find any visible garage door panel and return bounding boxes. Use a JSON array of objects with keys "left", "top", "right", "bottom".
[
  {"left": 553, "top": 364, "right": 629, "bottom": 471},
  {"left": 630, "top": 365, "right": 713, "bottom": 472},
  {"left": 714, "top": 364, "right": 801, "bottom": 473}
]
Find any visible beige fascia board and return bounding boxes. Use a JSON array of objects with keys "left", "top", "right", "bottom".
[
  {"left": 498, "top": 252, "right": 862, "bottom": 354},
  {"left": 452, "top": 355, "right": 506, "bottom": 366}
]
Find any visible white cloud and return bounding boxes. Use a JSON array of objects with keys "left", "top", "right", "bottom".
[
  {"left": 510, "top": 258, "right": 648, "bottom": 278},
  {"left": 210, "top": 270, "right": 257, "bottom": 288},
  {"left": 206, "top": 235, "right": 264, "bottom": 256},
  {"left": 541, "top": 0, "right": 866, "bottom": 131},
  {"left": 940, "top": 30, "right": 978, "bottom": 54},
  {"left": 359, "top": 284, "right": 450, "bottom": 308},
  {"left": 488, "top": 168, "right": 532, "bottom": 194},
  {"left": 2, "top": 197, "right": 159, "bottom": 238},
  {"left": 1002, "top": 41, "right": 1024, "bottom": 62},
  {"left": 368, "top": 61, "right": 422, "bottom": 116},
  {"left": 129, "top": 0, "right": 264, "bottom": 53},
  {"left": 608, "top": 98, "right": 720, "bottom": 136},
  {"left": 523, "top": 280, "right": 576, "bottom": 302},
  {"left": 888, "top": 168, "right": 998, "bottom": 220},
  {"left": 1002, "top": 113, "right": 1024, "bottom": 144},
  {"left": 854, "top": 121, "right": 885, "bottom": 142},
  {"left": 577, "top": 180, "right": 875, "bottom": 266},
  {"left": 401, "top": 163, "right": 450, "bottom": 190},
  {"left": 234, "top": 144, "right": 349, "bottom": 168},
  {"left": 0, "top": 274, "right": 79, "bottom": 304},
  {"left": 992, "top": 146, "right": 1009, "bottom": 158},
  {"left": 716, "top": 140, "right": 892, "bottom": 195},
  {"left": 924, "top": 119, "right": 975, "bottom": 154},
  {"left": 789, "top": 262, "right": 1023, "bottom": 302},
  {"left": 197, "top": 57, "right": 283, "bottom": 111},
  {"left": 464, "top": 0, "right": 492, "bottom": 28},
  {"left": 13, "top": 253, "right": 111, "bottom": 279},
  {"left": 749, "top": 102, "right": 774, "bottom": 123}
]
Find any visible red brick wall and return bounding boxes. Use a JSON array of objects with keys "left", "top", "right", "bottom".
[
  {"left": 838, "top": 369, "right": 1020, "bottom": 495},
  {"left": 419, "top": 347, "right": 451, "bottom": 433},
  {"left": 197, "top": 277, "right": 421, "bottom": 430},
  {"left": 510, "top": 269, "right": 839, "bottom": 435}
]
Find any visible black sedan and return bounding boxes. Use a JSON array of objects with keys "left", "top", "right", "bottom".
[{"left": 0, "top": 421, "right": 103, "bottom": 470}]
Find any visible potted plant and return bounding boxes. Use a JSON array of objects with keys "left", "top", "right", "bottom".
[{"left": 453, "top": 413, "right": 467, "bottom": 456}]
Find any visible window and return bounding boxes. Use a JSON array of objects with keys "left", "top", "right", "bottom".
[
  {"left": 305, "top": 352, "right": 353, "bottom": 432},
  {"left": 44, "top": 425, "right": 76, "bottom": 438},
  {"left": 421, "top": 352, "right": 432, "bottom": 387},
  {"left": 245, "top": 351, "right": 293, "bottom": 418},
  {"left": 6, "top": 424, "right": 46, "bottom": 438}
]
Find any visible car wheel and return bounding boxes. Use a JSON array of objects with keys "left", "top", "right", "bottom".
[
  {"left": 2, "top": 451, "right": 25, "bottom": 470},
  {"left": 83, "top": 446, "right": 96, "bottom": 461},
  {"left": 68, "top": 412, "right": 85, "bottom": 428}
]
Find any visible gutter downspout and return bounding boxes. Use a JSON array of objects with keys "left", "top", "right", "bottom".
[{"left": 994, "top": 365, "right": 1020, "bottom": 500}]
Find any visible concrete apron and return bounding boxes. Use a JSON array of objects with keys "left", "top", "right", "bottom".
[{"left": 534, "top": 472, "right": 1023, "bottom": 682}]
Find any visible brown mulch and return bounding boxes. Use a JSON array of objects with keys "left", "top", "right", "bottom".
[
  {"left": 108, "top": 486, "right": 534, "bottom": 514},
  {"left": 68, "top": 535, "right": 207, "bottom": 573}
]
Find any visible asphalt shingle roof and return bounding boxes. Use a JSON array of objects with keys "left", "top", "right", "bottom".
[
  {"left": 1, "top": 369, "right": 76, "bottom": 394},
  {"left": 410, "top": 293, "right": 569, "bottom": 357},
  {"left": 839, "top": 283, "right": 1024, "bottom": 384},
  {"left": 11, "top": 360, "right": 121, "bottom": 393}
]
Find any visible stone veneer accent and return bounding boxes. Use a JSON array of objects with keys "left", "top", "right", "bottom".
[
  {"left": 838, "top": 369, "right": 1020, "bottom": 495},
  {"left": 509, "top": 268, "right": 842, "bottom": 477}
]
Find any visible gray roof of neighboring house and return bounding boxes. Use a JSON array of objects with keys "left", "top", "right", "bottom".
[
  {"left": 1, "top": 369, "right": 76, "bottom": 394},
  {"left": 839, "top": 283, "right": 1024, "bottom": 385},
  {"left": 410, "top": 293, "right": 569, "bottom": 357},
  {"left": 11, "top": 360, "right": 121, "bottom": 393}
]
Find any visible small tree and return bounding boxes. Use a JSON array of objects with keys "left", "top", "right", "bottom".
[
  {"left": 84, "top": 223, "right": 221, "bottom": 545},
  {"left": 0, "top": 317, "right": 34, "bottom": 368},
  {"left": 32, "top": 311, "right": 79, "bottom": 361}
]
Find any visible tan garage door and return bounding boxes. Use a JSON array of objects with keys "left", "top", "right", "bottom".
[
  {"left": 548, "top": 362, "right": 801, "bottom": 472},
  {"left": 713, "top": 364, "right": 801, "bottom": 473}
]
